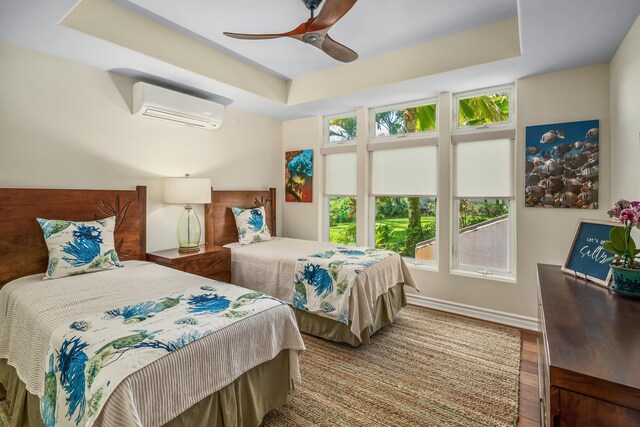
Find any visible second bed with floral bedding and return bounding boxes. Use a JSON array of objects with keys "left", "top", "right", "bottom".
[{"left": 224, "top": 237, "right": 417, "bottom": 346}]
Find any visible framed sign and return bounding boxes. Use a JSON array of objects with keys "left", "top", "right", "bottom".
[{"left": 562, "top": 219, "right": 622, "bottom": 287}]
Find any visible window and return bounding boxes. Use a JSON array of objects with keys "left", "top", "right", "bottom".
[
  {"left": 325, "top": 152, "right": 357, "bottom": 244},
  {"left": 325, "top": 113, "right": 357, "bottom": 144},
  {"left": 329, "top": 196, "right": 356, "bottom": 245},
  {"left": 453, "top": 139, "right": 514, "bottom": 276},
  {"left": 370, "top": 145, "right": 438, "bottom": 263},
  {"left": 374, "top": 197, "right": 437, "bottom": 261},
  {"left": 454, "top": 86, "right": 513, "bottom": 131},
  {"left": 371, "top": 99, "right": 437, "bottom": 139},
  {"left": 455, "top": 199, "right": 510, "bottom": 271}
]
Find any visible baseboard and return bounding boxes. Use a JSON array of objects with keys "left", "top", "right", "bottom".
[{"left": 406, "top": 294, "right": 540, "bottom": 332}]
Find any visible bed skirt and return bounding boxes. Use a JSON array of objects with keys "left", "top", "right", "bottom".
[
  {"left": 0, "top": 350, "right": 291, "bottom": 427},
  {"left": 294, "top": 283, "right": 407, "bottom": 346}
]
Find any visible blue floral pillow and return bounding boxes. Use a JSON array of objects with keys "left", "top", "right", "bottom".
[
  {"left": 231, "top": 206, "right": 272, "bottom": 245},
  {"left": 37, "top": 216, "right": 122, "bottom": 279}
]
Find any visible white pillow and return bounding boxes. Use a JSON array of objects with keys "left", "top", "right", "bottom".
[
  {"left": 37, "top": 216, "right": 122, "bottom": 279},
  {"left": 231, "top": 206, "right": 272, "bottom": 245}
]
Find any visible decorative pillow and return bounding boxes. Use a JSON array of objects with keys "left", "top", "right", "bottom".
[
  {"left": 231, "top": 206, "right": 272, "bottom": 245},
  {"left": 37, "top": 216, "right": 122, "bottom": 279}
]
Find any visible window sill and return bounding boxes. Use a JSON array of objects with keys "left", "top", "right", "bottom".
[
  {"left": 325, "top": 140, "right": 357, "bottom": 146},
  {"left": 450, "top": 268, "right": 516, "bottom": 284},
  {"left": 452, "top": 122, "right": 515, "bottom": 134},
  {"left": 370, "top": 131, "right": 437, "bottom": 142},
  {"left": 404, "top": 259, "right": 438, "bottom": 272}
]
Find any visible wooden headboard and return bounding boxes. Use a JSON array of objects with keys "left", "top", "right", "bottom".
[
  {"left": 205, "top": 188, "right": 276, "bottom": 246},
  {"left": 0, "top": 186, "right": 147, "bottom": 287}
]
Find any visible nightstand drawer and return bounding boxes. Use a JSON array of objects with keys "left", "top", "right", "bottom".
[
  {"left": 146, "top": 245, "right": 231, "bottom": 283},
  {"left": 182, "top": 251, "right": 231, "bottom": 279}
]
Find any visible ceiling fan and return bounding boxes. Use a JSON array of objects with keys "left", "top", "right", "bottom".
[{"left": 223, "top": 0, "right": 359, "bottom": 63}]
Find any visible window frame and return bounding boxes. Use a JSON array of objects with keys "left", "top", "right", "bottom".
[
  {"left": 369, "top": 97, "right": 439, "bottom": 143},
  {"left": 325, "top": 195, "right": 357, "bottom": 245},
  {"left": 368, "top": 194, "right": 439, "bottom": 267},
  {"left": 451, "top": 134, "right": 516, "bottom": 280},
  {"left": 451, "top": 84, "right": 516, "bottom": 280},
  {"left": 451, "top": 197, "right": 515, "bottom": 280},
  {"left": 453, "top": 85, "right": 515, "bottom": 134},
  {"left": 324, "top": 111, "right": 358, "bottom": 146},
  {"left": 323, "top": 149, "right": 357, "bottom": 244}
]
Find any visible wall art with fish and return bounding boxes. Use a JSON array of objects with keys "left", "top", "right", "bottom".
[
  {"left": 525, "top": 119, "right": 599, "bottom": 209},
  {"left": 285, "top": 149, "right": 313, "bottom": 203}
]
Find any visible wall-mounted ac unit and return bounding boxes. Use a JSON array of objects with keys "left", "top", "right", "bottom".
[{"left": 132, "top": 82, "right": 224, "bottom": 130}]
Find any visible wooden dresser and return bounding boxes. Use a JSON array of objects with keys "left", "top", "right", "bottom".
[{"left": 537, "top": 264, "right": 640, "bottom": 426}]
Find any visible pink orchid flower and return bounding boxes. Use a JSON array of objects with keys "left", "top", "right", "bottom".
[
  {"left": 617, "top": 199, "right": 631, "bottom": 210},
  {"left": 620, "top": 208, "right": 637, "bottom": 224}
]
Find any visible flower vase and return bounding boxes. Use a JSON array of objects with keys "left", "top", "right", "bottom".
[{"left": 610, "top": 265, "right": 640, "bottom": 299}]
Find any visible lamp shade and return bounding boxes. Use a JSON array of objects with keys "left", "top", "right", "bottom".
[{"left": 163, "top": 176, "right": 212, "bottom": 204}]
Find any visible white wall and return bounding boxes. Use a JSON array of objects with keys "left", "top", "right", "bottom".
[
  {"left": 281, "top": 63, "right": 611, "bottom": 320},
  {"left": 281, "top": 117, "right": 324, "bottom": 240},
  {"left": 0, "top": 42, "right": 283, "bottom": 252},
  {"left": 610, "top": 16, "right": 640, "bottom": 202},
  {"left": 515, "top": 63, "right": 611, "bottom": 318}
]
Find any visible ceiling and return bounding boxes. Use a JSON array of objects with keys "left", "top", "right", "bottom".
[
  {"left": 0, "top": 0, "right": 639, "bottom": 120},
  {"left": 119, "top": 0, "right": 519, "bottom": 79}
]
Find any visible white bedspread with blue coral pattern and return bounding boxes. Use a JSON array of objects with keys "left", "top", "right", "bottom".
[
  {"left": 42, "top": 283, "right": 284, "bottom": 427},
  {"left": 293, "top": 247, "right": 394, "bottom": 324}
]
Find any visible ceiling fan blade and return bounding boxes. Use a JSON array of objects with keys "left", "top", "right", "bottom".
[
  {"left": 224, "top": 22, "right": 308, "bottom": 41},
  {"left": 223, "top": 32, "right": 289, "bottom": 40},
  {"left": 320, "top": 34, "right": 358, "bottom": 63},
  {"left": 311, "top": 0, "right": 358, "bottom": 30}
]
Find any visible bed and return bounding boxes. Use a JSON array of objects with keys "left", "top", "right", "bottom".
[
  {"left": 0, "top": 187, "right": 305, "bottom": 427},
  {"left": 204, "top": 188, "right": 417, "bottom": 346}
]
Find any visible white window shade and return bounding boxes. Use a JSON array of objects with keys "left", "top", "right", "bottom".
[
  {"left": 455, "top": 139, "right": 513, "bottom": 198},
  {"left": 325, "top": 152, "right": 357, "bottom": 195},
  {"left": 371, "top": 146, "right": 437, "bottom": 196}
]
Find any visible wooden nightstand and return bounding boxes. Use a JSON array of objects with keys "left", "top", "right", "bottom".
[{"left": 146, "top": 244, "right": 231, "bottom": 283}]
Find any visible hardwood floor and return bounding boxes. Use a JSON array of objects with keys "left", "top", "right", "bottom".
[{"left": 518, "top": 330, "right": 541, "bottom": 427}]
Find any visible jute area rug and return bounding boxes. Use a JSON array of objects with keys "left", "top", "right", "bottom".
[{"left": 263, "top": 306, "right": 521, "bottom": 427}]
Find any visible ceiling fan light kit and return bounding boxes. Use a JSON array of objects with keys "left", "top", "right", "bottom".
[
  {"left": 223, "top": 0, "right": 359, "bottom": 63},
  {"left": 303, "top": 33, "right": 323, "bottom": 44}
]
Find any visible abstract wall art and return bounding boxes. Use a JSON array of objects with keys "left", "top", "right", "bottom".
[{"left": 285, "top": 149, "right": 313, "bottom": 203}]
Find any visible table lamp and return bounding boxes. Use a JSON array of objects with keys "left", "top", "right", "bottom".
[{"left": 163, "top": 174, "right": 212, "bottom": 253}]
